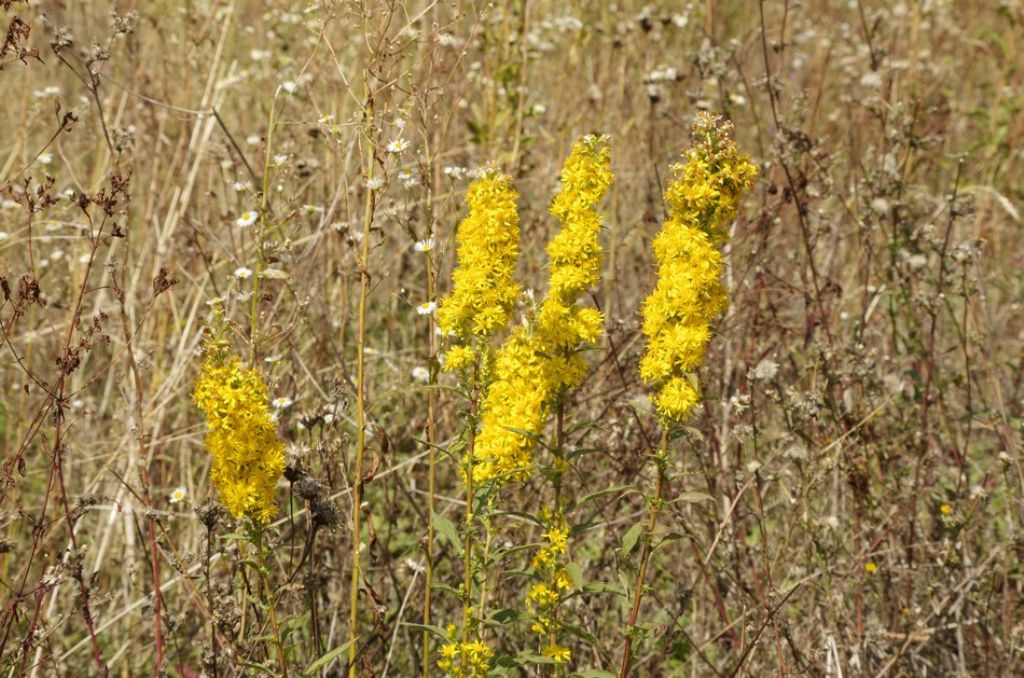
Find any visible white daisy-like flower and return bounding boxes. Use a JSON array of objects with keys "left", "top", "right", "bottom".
[
  {"left": 246, "top": 134, "right": 261, "bottom": 146},
  {"left": 0, "top": 231, "right": 10, "bottom": 241},
  {"left": 236, "top": 211, "right": 258, "bottom": 228},
  {"left": 366, "top": 177, "right": 384, "bottom": 190},
  {"left": 272, "top": 396, "right": 294, "bottom": 410},
  {"left": 273, "top": 154, "right": 288, "bottom": 166},
  {"left": 206, "top": 296, "right": 224, "bottom": 306},
  {"left": 232, "top": 181, "right": 250, "bottom": 192},
  {"left": 38, "top": 152, "right": 53, "bottom": 165},
  {"left": 323, "top": 413, "right": 335, "bottom": 424},
  {"left": 398, "top": 169, "right": 420, "bottom": 188},
  {"left": 411, "top": 366, "right": 430, "bottom": 383},
  {"left": 394, "top": 117, "right": 406, "bottom": 130},
  {"left": 282, "top": 80, "right": 298, "bottom": 94},
  {"left": 1, "top": 199, "right": 19, "bottom": 210},
  {"left": 169, "top": 487, "right": 187, "bottom": 504},
  {"left": 250, "top": 49, "right": 271, "bottom": 61},
  {"left": 386, "top": 138, "right": 409, "bottom": 153},
  {"left": 414, "top": 238, "right": 434, "bottom": 253},
  {"left": 234, "top": 266, "right": 253, "bottom": 279},
  {"left": 302, "top": 204, "right": 324, "bottom": 215},
  {"left": 416, "top": 301, "right": 437, "bottom": 316}
]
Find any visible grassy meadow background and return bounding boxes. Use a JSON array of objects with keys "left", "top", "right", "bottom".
[{"left": 1, "top": 0, "right": 1023, "bottom": 675}]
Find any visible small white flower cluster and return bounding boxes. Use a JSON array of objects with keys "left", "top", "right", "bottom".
[
  {"left": 443, "top": 166, "right": 481, "bottom": 181},
  {"left": 647, "top": 66, "right": 680, "bottom": 83},
  {"left": 33, "top": 86, "right": 61, "bottom": 99},
  {"left": 397, "top": 169, "right": 420, "bottom": 188}
]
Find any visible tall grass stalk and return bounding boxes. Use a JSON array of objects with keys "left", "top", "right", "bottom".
[{"left": 348, "top": 83, "right": 377, "bottom": 677}]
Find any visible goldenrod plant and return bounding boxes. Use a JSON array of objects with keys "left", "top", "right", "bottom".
[
  {"left": 474, "top": 136, "right": 612, "bottom": 486},
  {"left": 193, "top": 340, "right": 286, "bottom": 524},
  {"left": 436, "top": 168, "right": 521, "bottom": 676},
  {"left": 193, "top": 337, "right": 289, "bottom": 674},
  {"left": 620, "top": 112, "right": 756, "bottom": 677}
]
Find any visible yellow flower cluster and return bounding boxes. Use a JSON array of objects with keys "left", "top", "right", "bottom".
[
  {"left": 525, "top": 521, "right": 574, "bottom": 663},
  {"left": 193, "top": 341, "right": 285, "bottom": 523},
  {"left": 436, "top": 628, "right": 493, "bottom": 676},
  {"left": 640, "top": 113, "right": 756, "bottom": 421},
  {"left": 537, "top": 134, "right": 613, "bottom": 356},
  {"left": 472, "top": 137, "right": 612, "bottom": 483},
  {"left": 438, "top": 169, "right": 521, "bottom": 349}
]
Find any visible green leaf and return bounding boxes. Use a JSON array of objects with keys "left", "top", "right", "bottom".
[
  {"left": 583, "top": 580, "right": 626, "bottom": 596},
  {"left": 400, "top": 622, "right": 448, "bottom": 640},
  {"left": 514, "top": 652, "right": 557, "bottom": 665},
  {"left": 301, "top": 638, "right": 356, "bottom": 677},
  {"left": 487, "top": 608, "right": 522, "bottom": 625},
  {"left": 566, "top": 562, "right": 584, "bottom": 588},
  {"left": 491, "top": 510, "right": 546, "bottom": 527},
  {"left": 236, "top": 661, "right": 279, "bottom": 675},
  {"left": 622, "top": 522, "right": 644, "bottom": 558},
  {"left": 570, "top": 484, "right": 635, "bottom": 509},
  {"left": 432, "top": 511, "right": 461, "bottom": 551},
  {"left": 674, "top": 491, "right": 712, "bottom": 504},
  {"left": 571, "top": 669, "right": 618, "bottom": 678},
  {"left": 655, "top": 532, "right": 686, "bottom": 548}
]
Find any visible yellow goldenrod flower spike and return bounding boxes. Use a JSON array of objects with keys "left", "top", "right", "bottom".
[
  {"left": 472, "top": 136, "right": 613, "bottom": 484},
  {"left": 640, "top": 113, "right": 757, "bottom": 422},
  {"left": 193, "top": 340, "right": 285, "bottom": 523},
  {"left": 437, "top": 168, "right": 521, "bottom": 344}
]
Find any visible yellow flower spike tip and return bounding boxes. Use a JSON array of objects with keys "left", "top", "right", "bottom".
[
  {"left": 640, "top": 113, "right": 757, "bottom": 422},
  {"left": 193, "top": 341, "right": 286, "bottom": 523},
  {"left": 437, "top": 168, "right": 521, "bottom": 349},
  {"left": 472, "top": 136, "right": 613, "bottom": 484}
]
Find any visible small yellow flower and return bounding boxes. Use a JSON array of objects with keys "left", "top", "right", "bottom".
[
  {"left": 542, "top": 644, "right": 571, "bottom": 663},
  {"left": 940, "top": 503, "right": 952, "bottom": 515},
  {"left": 865, "top": 561, "right": 878, "bottom": 574}
]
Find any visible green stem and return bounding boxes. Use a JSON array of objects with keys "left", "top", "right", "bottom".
[
  {"left": 619, "top": 428, "right": 669, "bottom": 677},
  {"left": 459, "top": 364, "right": 481, "bottom": 677},
  {"left": 254, "top": 525, "right": 289, "bottom": 677}
]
